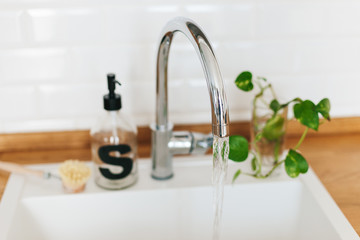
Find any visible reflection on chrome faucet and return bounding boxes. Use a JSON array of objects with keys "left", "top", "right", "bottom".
[{"left": 151, "top": 17, "right": 230, "bottom": 180}]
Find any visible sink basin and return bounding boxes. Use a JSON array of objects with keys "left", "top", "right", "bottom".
[{"left": 0, "top": 156, "right": 358, "bottom": 240}]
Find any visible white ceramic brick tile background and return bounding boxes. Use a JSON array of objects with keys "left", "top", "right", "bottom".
[{"left": 0, "top": 0, "right": 359, "bottom": 133}]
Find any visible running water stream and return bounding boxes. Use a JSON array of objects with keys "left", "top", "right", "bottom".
[{"left": 212, "top": 135, "right": 230, "bottom": 240}]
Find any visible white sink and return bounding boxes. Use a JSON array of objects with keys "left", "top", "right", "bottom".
[{"left": 0, "top": 156, "right": 358, "bottom": 240}]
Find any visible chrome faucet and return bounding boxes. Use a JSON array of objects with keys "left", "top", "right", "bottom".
[{"left": 151, "top": 17, "right": 230, "bottom": 180}]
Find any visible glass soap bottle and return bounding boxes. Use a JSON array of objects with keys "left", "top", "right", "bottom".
[{"left": 90, "top": 73, "right": 138, "bottom": 189}]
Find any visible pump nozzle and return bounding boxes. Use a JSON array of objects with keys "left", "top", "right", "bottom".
[
  {"left": 107, "top": 73, "right": 121, "bottom": 98},
  {"left": 104, "top": 73, "right": 122, "bottom": 111}
]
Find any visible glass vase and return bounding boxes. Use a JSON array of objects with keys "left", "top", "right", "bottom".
[{"left": 250, "top": 103, "right": 288, "bottom": 167}]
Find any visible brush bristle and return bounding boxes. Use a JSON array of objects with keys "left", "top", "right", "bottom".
[{"left": 58, "top": 160, "right": 91, "bottom": 193}]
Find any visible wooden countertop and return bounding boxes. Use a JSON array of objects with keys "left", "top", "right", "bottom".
[{"left": 0, "top": 124, "right": 359, "bottom": 236}]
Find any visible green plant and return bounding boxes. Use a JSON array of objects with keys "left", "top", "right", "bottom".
[{"left": 230, "top": 71, "right": 331, "bottom": 182}]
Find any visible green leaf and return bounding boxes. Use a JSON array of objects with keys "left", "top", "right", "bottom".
[
  {"left": 293, "top": 100, "right": 319, "bottom": 130},
  {"left": 262, "top": 115, "right": 286, "bottom": 141},
  {"left": 232, "top": 169, "right": 242, "bottom": 183},
  {"left": 251, "top": 157, "right": 257, "bottom": 171},
  {"left": 315, "top": 98, "right": 331, "bottom": 121},
  {"left": 235, "top": 71, "right": 254, "bottom": 92},
  {"left": 229, "top": 135, "right": 249, "bottom": 162},
  {"left": 285, "top": 149, "right": 309, "bottom": 178},
  {"left": 289, "top": 149, "right": 308, "bottom": 173},
  {"left": 285, "top": 153, "right": 300, "bottom": 178},
  {"left": 270, "top": 99, "right": 281, "bottom": 113}
]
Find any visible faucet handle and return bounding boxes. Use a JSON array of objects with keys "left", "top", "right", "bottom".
[{"left": 169, "top": 131, "right": 213, "bottom": 155}]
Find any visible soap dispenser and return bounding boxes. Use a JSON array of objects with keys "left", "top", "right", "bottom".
[{"left": 90, "top": 73, "right": 138, "bottom": 189}]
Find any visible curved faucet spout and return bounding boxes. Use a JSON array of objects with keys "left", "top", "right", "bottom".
[
  {"left": 151, "top": 17, "right": 230, "bottom": 180},
  {"left": 156, "top": 17, "right": 229, "bottom": 137}
]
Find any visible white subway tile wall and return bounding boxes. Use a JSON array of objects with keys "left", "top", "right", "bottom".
[
  {"left": 0, "top": 0, "right": 358, "bottom": 133},
  {"left": 0, "top": 10, "right": 23, "bottom": 44}
]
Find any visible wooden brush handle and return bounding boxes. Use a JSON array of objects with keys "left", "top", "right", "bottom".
[{"left": 0, "top": 161, "right": 44, "bottom": 178}]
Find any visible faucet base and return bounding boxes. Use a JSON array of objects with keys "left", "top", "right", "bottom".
[
  {"left": 150, "top": 123, "right": 174, "bottom": 180},
  {"left": 151, "top": 173, "right": 174, "bottom": 180}
]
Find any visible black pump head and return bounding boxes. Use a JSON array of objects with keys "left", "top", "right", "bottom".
[{"left": 104, "top": 73, "right": 122, "bottom": 111}]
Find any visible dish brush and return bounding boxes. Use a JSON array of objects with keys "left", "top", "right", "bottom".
[
  {"left": 0, "top": 159, "right": 91, "bottom": 193},
  {"left": 58, "top": 160, "right": 91, "bottom": 193}
]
